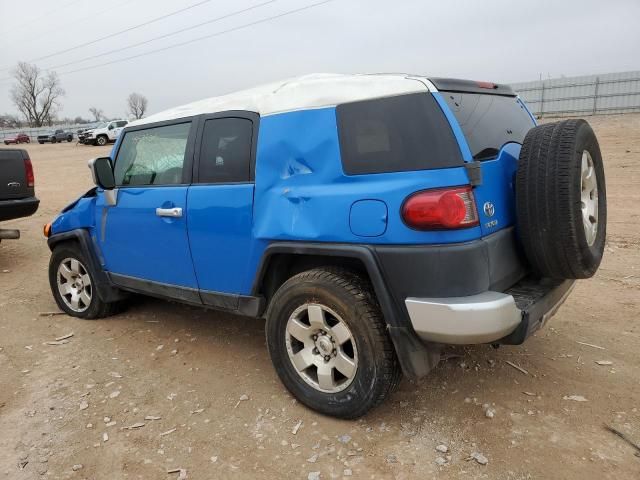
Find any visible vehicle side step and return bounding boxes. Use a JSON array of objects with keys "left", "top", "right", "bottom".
[{"left": 0, "top": 229, "right": 20, "bottom": 240}]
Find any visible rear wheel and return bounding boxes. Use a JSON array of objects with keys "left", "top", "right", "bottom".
[
  {"left": 48, "top": 244, "right": 123, "bottom": 319},
  {"left": 516, "top": 119, "right": 606, "bottom": 279},
  {"left": 266, "top": 267, "right": 400, "bottom": 419}
]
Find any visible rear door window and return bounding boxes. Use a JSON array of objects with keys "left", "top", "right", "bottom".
[
  {"left": 442, "top": 93, "right": 534, "bottom": 160},
  {"left": 196, "top": 117, "right": 253, "bottom": 184},
  {"left": 337, "top": 93, "right": 463, "bottom": 175}
]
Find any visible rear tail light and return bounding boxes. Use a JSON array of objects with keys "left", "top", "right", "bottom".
[
  {"left": 24, "top": 157, "right": 35, "bottom": 187},
  {"left": 401, "top": 186, "right": 479, "bottom": 230}
]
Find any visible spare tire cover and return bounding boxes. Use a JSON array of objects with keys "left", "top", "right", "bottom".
[{"left": 516, "top": 119, "right": 606, "bottom": 279}]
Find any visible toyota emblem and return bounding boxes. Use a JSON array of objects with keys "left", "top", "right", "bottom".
[{"left": 483, "top": 201, "right": 495, "bottom": 217}]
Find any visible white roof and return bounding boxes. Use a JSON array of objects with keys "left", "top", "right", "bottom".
[{"left": 129, "top": 73, "right": 437, "bottom": 127}]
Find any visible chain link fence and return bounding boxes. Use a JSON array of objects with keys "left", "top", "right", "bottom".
[
  {"left": 0, "top": 122, "right": 102, "bottom": 143},
  {"left": 512, "top": 70, "right": 640, "bottom": 118}
]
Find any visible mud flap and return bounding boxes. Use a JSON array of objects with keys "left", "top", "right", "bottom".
[{"left": 387, "top": 325, "right": 441, "bottom": 379}]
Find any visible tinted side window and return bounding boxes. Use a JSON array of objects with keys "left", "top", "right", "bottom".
[
  {"left": 197, "top": 118, "right": 253, "bottom": 183},
  {"left": 337, "top": 93, "right": 463, "bottom": 175},
  {"left": 114, "top": 122, "right": 191, "bottom": 186}
]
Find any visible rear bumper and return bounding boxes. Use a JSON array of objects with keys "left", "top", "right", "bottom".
[
  {"left": 0, "top": 196, "right": 40, "bottom": 221},
  {"left": 405, "top": 278, "right": 574, "bottom": 344}
]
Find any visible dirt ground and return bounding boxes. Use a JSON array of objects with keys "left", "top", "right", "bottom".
[{"left": 0, "top": 114, "right": 638, "bottom": 480}]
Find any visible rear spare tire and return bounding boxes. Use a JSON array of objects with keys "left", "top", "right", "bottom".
[{"left": 516, "top": 119, "right": 606, "bottom": 279}]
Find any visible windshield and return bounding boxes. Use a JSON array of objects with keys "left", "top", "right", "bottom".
[{"left": 442, "top": 93, "right": 534, "bottom": 160}]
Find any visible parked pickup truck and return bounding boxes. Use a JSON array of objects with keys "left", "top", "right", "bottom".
[
  {"left": 37, "top": 129, "right": 73, "bottom": 144},
  {"left": 0, "top": 148, "right": 39, "bottom": 241},
  {"left": 81, "top": 120, "right": 128, "bottom": 146}
]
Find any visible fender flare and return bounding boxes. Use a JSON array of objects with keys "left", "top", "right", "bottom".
[
  {"left": 48, "top": 229, "right": 126, "bottom": 303},
  {"left": 252, "top": 242, "right": 440, "bottom": 379}
]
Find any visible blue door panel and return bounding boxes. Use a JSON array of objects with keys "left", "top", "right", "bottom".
[
  {"left": 97, "top": 187, "right": 198, "bottom": 288},
  {"left": 187, "top": 184, "right": 255, "bottom": 294}
]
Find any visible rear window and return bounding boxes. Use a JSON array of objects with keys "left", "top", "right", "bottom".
[
  {"left": 337, "top": 93, "right": 463, "bottom": 175},
  {"left": 442, "top": 92, "right": 534, "bottom": 160}
]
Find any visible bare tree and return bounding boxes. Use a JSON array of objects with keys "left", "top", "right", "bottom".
[
  {"left": 89, "top": 107, "right": 104, "bottom": 122},
  {"left": 127, "top": 92, "right": 148, "bottom": 120},
  {"left": 10, "top": 62, "right": 64, "bottom": 127},
  {"left": 0, "top": 113, "right": 23, "bottom": 128}
]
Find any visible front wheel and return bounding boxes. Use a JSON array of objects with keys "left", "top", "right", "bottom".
[
  {"left": 266, "top": 267, "right": 401, "bottom": 419},
  {"left": 48, "top": 243, "right": 123, "bottom": 319},
  {"left": 51, "top": 137, "right": 56, "bottom": 144},
  {"left": 67, "top": 136, "right": 72, "bottom": 142},
  {"left": 96, "top": 135, "right": 107, "bottom": 146}
]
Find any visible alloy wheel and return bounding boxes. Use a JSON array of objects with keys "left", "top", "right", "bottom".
[
  {"left": 285, "top": 303, "right": 358, "bottom": 393},
  {"left": 57, "top": 258, "right": 92, "bottom": 312},
  {"left": 580, "top": 150, "right": 599, "bottom": 246}
]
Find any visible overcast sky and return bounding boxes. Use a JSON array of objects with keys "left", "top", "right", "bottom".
[{"left": 0, "top": 0, "right": 638, "bottom": 120}]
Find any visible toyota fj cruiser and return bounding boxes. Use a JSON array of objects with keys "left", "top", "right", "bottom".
[{"left": 44, "top": 74, "right": 606, "bottom": 418}]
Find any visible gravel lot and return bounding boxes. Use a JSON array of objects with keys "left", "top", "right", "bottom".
[{"left": 1, "top": 114, "right": 639, "bottom": 479}]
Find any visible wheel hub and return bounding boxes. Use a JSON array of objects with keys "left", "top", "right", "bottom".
[{"left": 315, "top": 334, "right": 334, "bottom": 356}]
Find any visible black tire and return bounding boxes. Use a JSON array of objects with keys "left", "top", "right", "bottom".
[
  {"left": 67, "top": 136, "right": 72, "bottom": 142},
  {"left": 265, "top": 267, "right": 400, "bottom": 419},
  {"left": 51, "top": 137, "right": 56, "bottom": 144},
  {"left": 48, "top": 243, "right": 123, "bottom": 319},
  {"left": 516, "top": 119, "right": 606, "bottom": 279},
  {"left": 96, "top": 135, "right": 107, "bottom": 146}
]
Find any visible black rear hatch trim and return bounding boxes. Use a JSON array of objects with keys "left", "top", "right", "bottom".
[{"left": 430, "top": 77, "right": 516, "bottom": 97}]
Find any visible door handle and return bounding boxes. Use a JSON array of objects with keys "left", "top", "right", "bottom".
[{"left": 156, "top": 207, "right": 183, "bottom": 218}]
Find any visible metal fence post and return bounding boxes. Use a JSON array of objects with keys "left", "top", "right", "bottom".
[
  {"left": 592, "top": 77, "right": 600, "bottom": 115},
  {"left": 540, "top": 81, "right": 545, "bottom": 117}
]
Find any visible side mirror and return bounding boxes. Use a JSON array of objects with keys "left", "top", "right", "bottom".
[{"left": 88, "top": 157, "right": 115, "bottom": 190}]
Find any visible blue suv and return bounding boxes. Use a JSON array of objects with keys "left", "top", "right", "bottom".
[{"left": 45, "top": 74, "right": 606, "bottom": 418}]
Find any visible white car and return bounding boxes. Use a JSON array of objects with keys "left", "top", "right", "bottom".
[{"left": 83, "top": 120, "right": 128, "bottom": 146}]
